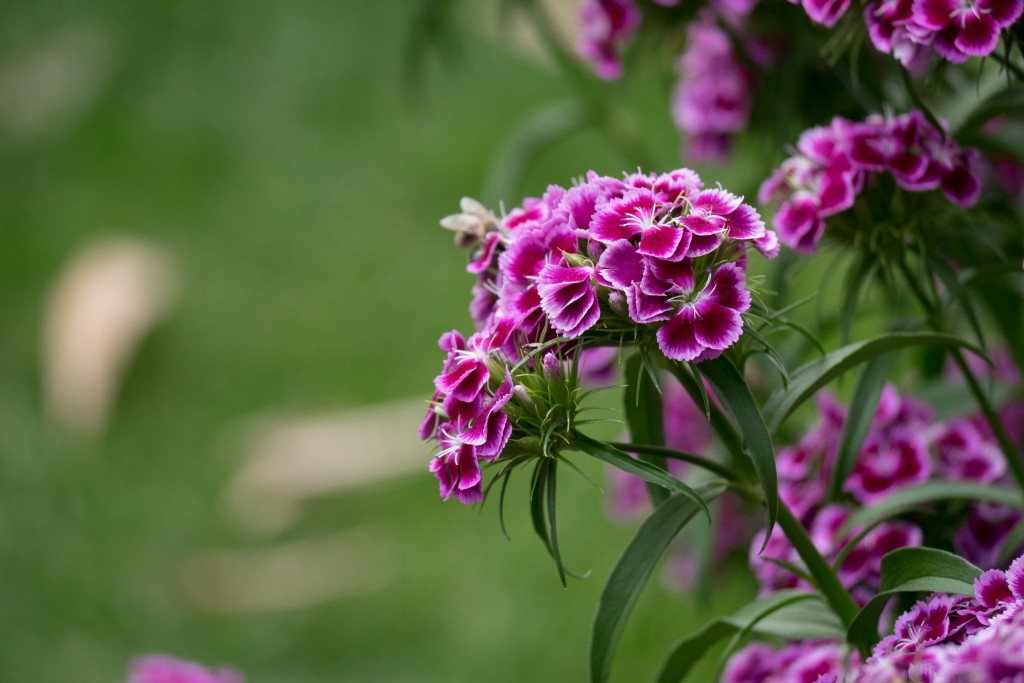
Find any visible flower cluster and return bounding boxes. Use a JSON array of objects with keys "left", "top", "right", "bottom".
[
  {"left": 759, "top": 110, "right": 982, "bottom": 253},
  {"left": 420, "top": 321, "right": 516, "bottom": 504},
  {"left": 724, "top": 556, "right": 1024, "bottom": 681},
  {"left": 793, "top": 0, "right": 1023, "bottom": 65},
  {"left": 752, "top": 385, "right": 1016, "bottom": 604},
  {"left": 671, "top": 8, "right": 761, "bottom": 162},
  {"left": 423, "top": 168, "right": 775, "bottom": 502},
  {"left": 126, "top": 655, "right": 244, "bottom": 683},
  {"left": 577, "top": 0, "right": 642, "bottom": 80}
]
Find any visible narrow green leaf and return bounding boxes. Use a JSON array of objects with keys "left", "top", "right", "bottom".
[
  {"left": 697, "top": 357, "right": 778, "bottom": 541},
  {"left": 848, "top": 548, "right": 981, "bottom": 649},
  {"left": 840, "top": 254, "right": 877, "bottom": 345},
  {"left": 924, "top": 252, "right": 986, "bottom": 348},
  {"left": 828, "top": 354, "right": 894, "bottom": 500},
  {"left": 841, "top": 481, "right": 1024, "bottom": 535},
  {"left": 529, "top": 460, "right": 549, "bottom": 551},
  {"left": 655, "top": 591, "right": 841, "bottom": 683},
  {"left": 763, "top": 333, "right": 986, "bottom": 434},
  {"left": 574, "top": 433, "right": 711, "bottom": 521},
  {"left": 547, "top": 461, "right": 566, "bottom": 588},
  {"left": 665, "top": 362, "right": 755, "bottom": 481},
  {"left": 591, "top": 485, "right": 726, "bottom": 683},
  {"left": 608, "top": 442, "right": 740, "bottom": 481},
  {"left": 625, "top": 352, "right": 668, "bottom": 505},
  {"left": 954, "top": 83, "right": 1024, "bottom": 135}
]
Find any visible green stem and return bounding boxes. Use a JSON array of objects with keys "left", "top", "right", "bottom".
[
  {"left": 776, "top": 502, "right": 860, "bottom": 629},
  {"left": 897, "top": 259, "right": 1024, "bottom": 498},
  {"left": 610, "top": 442, "right": 741, "bottom": 481},
  {"left": 990, "top": 50, "right": 1024, "bottom": 80},
  {"left": 663, "top": 363, "right": 756, "bottom": 482}
]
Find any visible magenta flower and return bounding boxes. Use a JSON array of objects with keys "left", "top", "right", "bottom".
[
  {"left": 577, "top": 0, "right": 641, "bottom": 80},
  {"left": 761, "top": 111, "right": 983, "bottom": 254},
  {"left": 914, "top": 0, "right": 1024, "bottom": 62},
  {"left": 591, "top": 189, "right": 691, "bottom": 260},
  {"left": 846, "top": 431, "right": 932, "bottom": 504},
  {"left": 655, "top": 263, "right": 752, "bottom": 362},
  {"left": 537, "top": 263, "right": 602, "bottom": 338},
  {"left": 801, "top": 0, "right": 853, "bottom": 26},
  {"left": 126, "top": 656, "right": 244, "bottom": 683},
  {"left": 671, "top": 11, "right": 757, "bottom": 162}
]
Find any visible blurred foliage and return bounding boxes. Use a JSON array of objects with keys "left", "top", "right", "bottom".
[{"left": 0, "top": 1, "right": 759, "bottom": 681}]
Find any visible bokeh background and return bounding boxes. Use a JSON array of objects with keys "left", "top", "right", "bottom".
[{"left": 0, "top": 1, "right": 764, "bottom": 680}]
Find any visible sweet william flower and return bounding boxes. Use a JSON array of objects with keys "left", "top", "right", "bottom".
[
  {"left": 914, "top": 0, "right": 1024, "bottom": 61},
  {"left": 537, "top": 263, "right": 602, "bottom": 338},
  {"left": 655, "top": 262, "right": 752, "bottom": 362},
  {"left": 577, "top": 0, "right": 641, "bottom": 80},
  {"left": 126, "top": 656, "right": 244, "bottom": 683}
]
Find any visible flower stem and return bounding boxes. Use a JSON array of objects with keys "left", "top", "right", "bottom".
[
  {"left": 610, "top": 442, "right": 741, "bottom": 481},
  {"left": 776, "top": 501, "right": 860, "bottom": 629},
  {"left": 896, "top": 259, "right": 1024, "bottom": 499}
]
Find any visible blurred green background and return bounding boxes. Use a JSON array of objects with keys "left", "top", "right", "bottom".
[{"left": 0, "top": 1, "right": 762, "bottom": 681}]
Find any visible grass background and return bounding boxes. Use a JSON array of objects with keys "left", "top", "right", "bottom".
[{"left": 0, "top": 1, "right": 780, "bottom": 681}]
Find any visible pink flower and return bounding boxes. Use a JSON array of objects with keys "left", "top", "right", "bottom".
[
  {"left": 577, "top": 0, "right": 641, "bottom": 80},
  {"left": 656, "top": 263, "right": 752, "bottom": 362},
  {"left": 537, "top": 263, "right": 602, "bottom": 338},
  {"left": 913, "top": 0, "right": 1024, "bottom": 61},
  {"left": 126, "top": 656, "right": 244, "bottom": 683},
  {"left": 801, "top": 0, "right": 853, "bottom": 26},
  {"left": 671, "top": 12, "right": 757, "bottom": 162}
]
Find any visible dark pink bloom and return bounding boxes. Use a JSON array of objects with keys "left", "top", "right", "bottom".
[
  {"left": 933, "top": 419, "right": 1005, "bottom": 484},
  {"left": 127, "top": 656, "right": 244, "bottom": 683},
  {"left": 591, "top": 189, "right": 691, "bottom": 260},
  {"left": 773, "top": 194, "right": 826, "bottom": 253},
  {"left": 802, "top": 0, "right": 853, "bottom": 26},
  {"left": 536, "top": 263, "right": 601, "bottom": 338},
  {"left": 577, "top": 0, "right": 642, "bottom": 80},
  {"left": 656, "top": 263, "right": 751, "bottom": 362},
  {"left": 846, "top": 431, "right": 932, "bottom": 503},
  {"left": 956, "top": 502, "right": 1022, "bottom": 569},
  {"left": 914, "top": 0, "right": 1024, "bottom": 60},
  {"left": 672, "top": 12, "right": 756, "bottom": 162}
]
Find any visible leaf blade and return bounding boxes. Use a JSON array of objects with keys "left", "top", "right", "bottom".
[{"left": 590, "top": 484, "right": 726, "bottom": 683}]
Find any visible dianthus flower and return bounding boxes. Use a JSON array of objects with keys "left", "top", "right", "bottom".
[
  {"left": 750, "top": 384, "right": 1018, "bottom": 604},
  {"left": 760, "top": 110, "right": 982, "bottom": 253},
  {"left": 422, "top": 168, "right": 776, "bottom": 503},
  {"left": 126, "top": 655, "right": 244, "bottom": 683},
  {"left": 913, "top": 0, "right": 1024, "bottom": 63},
  {"left": 577, "top": 0, "right": 642, "bottom": 80},
  {"left": 725, "top": 551, "right": 1024, "bottom": 681},
  {"left": 671, "top": 9, "right": 759, "bottom": 162}
]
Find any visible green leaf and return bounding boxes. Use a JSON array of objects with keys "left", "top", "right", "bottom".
[
  {"left": 848, "top": 548, "right": 981, "bottom": 649},
  {"left": 546, "top": 461, "right": 567, "bottom": 588},
  {"left": 624, "top": 352, "right": 668, "bottom": 506},
  {"left": 840, "top": 254, "right": 878, "bottom": 345},
  {"left": 654, "top": 591, "right": 842, "bottom": 683},
  {"left": 828, "top": 354, "right": 894, "bottom": 501},
  {"left": 954, "top": 83, "right": 1024, "bottom": 136},
  {"left": 608, "top": 442, "right": 740, "bottom": 481},
  {"left": 697, "top": 357, "right": 778, "bottom": 542},
  {"left": 924, "top": 252, "right": 986, "bottom": 348},
  {"left": 590, "top": 486, "right": 726, "bottom": 683},
  {"left": 841, "top": 481, "right": 1024, "bottom": 535},
  {"left": 763, "top": 333, "right": 985, "bottom": 434},
  {"left": 574, "top": 432, "right": 712, "bottom": 521}
]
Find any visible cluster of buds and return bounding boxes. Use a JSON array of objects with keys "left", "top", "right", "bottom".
[{"left": 759, "top": 110, "right": 982, "bottom": 253}]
